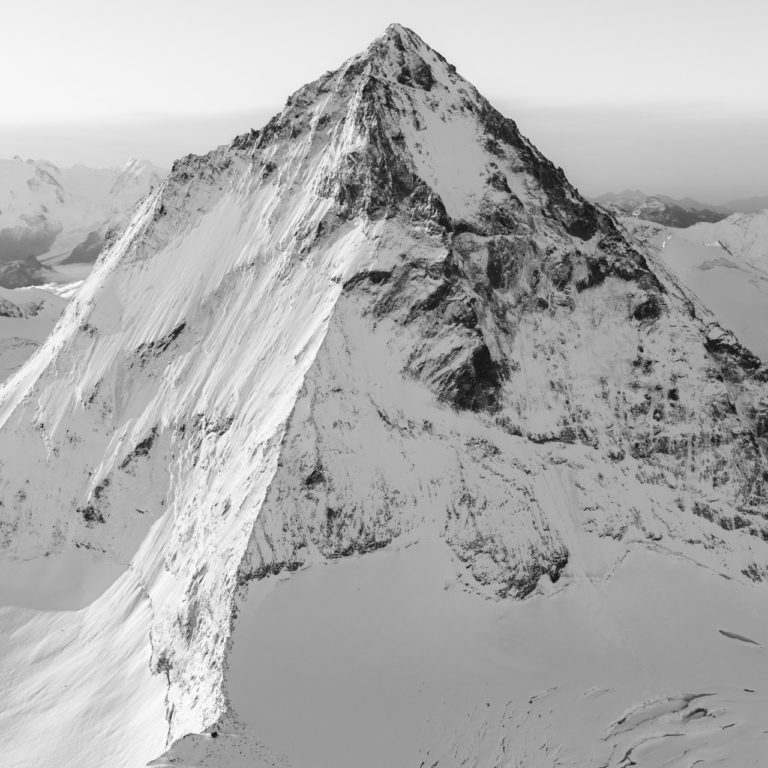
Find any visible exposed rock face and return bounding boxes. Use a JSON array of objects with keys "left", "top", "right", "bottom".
[{"left": 1, "top": 23, "right": 767, "bottom": 768}]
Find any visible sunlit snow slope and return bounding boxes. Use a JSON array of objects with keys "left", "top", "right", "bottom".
[{"left": 1, "top": 24, "right": 768, "bottom": 768}]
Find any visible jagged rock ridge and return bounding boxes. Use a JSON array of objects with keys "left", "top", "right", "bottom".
[{"left": 0, "top": 23, "right": 767, "bottom": 768}]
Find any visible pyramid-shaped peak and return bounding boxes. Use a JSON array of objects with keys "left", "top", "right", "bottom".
[
  {"left": 354, "top": 22, "right": 458, "bottom": 92},
  {"left": 380, "top": 23, "right": 426, "bottom": 48}
]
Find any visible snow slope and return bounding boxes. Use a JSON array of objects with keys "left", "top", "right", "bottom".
[
  {"left": 0, "top": 23, "right": 767, "bottom": 768},
  {"left": 229, "top": 541, "right": 768, "bottom": 768},
  {"left": 0, "top": 285, "right": 68, "bottom": 382}
]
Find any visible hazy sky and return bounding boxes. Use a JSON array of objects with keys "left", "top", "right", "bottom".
[{"left": 2, "top": 0, "right": 767, "bottom": 201}]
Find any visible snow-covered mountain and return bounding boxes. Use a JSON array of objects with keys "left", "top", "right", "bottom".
[
  {"left": 722, "top": 194, "right": 768, "bottom": 214},
  {"left": 1, "top": 24, "right": 768, "bottom": 768},
  {"left": 0, "top": 156, "right": 166, "bottom": 286},
  {"left": 620, "top": 211, "right": 768, "bottom": 369},
  {"left": 678, "top": 209, "right": 768, "bottom": 273},
  {"left": 623, "top": 215, "right": 768, "bottom": 362},
  {"left": 595, "top": 189, "right": 727, "bottom": 227},
  {"left": 622, "top": 209, "right": 768, "bottom": 363}
]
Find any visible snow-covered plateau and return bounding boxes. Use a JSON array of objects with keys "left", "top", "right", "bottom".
[{"left": 0, "top": 24, "right": 767, "bottom": 768}]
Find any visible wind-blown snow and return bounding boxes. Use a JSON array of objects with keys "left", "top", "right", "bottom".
[{"left": 0, "top": 572, "right": 166, "bottom": 768}]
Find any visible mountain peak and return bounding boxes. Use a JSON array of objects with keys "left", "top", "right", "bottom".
[
  {"left": 5, "top": 22, "right": 768, "bottom": 768},
  {"left": 358, "top": 23, "right": 451, "bottom": 92},
  {"left": 376, "top": 22, "right": 432, "bottom": 58},
  {"left": 382, "top": 22, "right": 421, "bottom": 42},
  {"left": 384, "top": 21, "right": 413, "bottom": 35},
  {"left": 226, "top": 22, "right": 609, "bottom": 246}
]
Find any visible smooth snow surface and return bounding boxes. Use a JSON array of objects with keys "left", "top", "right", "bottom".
[
  {"left": 230, "top": 539, "right": 768, "bottom": 768},
  {"left": 0, "top": 573, "right": 167, "bottom": 768},
  {"left": 0, "top": 549, "right": 126, "bottom": 610}
]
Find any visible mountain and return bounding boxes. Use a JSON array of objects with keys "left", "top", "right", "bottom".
[
  {"left": 595, "top": 189, "right": 728, "bottom": 227},
  {"left": 0, "top": 156, "right": 166, "bottom": 284},
  {"left": 622, "top": 215, "right": 768, "bottom": 362},
  {"left": 1, "top": 24, "right": 768, "bottom": 768},
  {"left": 0, "top": 253, "right": 52, "bottom": 288},
  {"left": 596, "top": 190, "right": 768, "bottom": 225},
  {"left": 677, "top": 209, "right": 768, "bottom": 273},
  {"left": 721, "top": 195, "right": 768, "bottom": 214},
  {"left": 656, "top": 193, "right": 733, "bottom": 214}
]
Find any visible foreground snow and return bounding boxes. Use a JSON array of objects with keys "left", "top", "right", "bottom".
[
  {"left": 0, "top": 573, "right": 166, "bottom": 767},
  {"left": 229, "top": 539, "right": 767, "bottom": 768}
]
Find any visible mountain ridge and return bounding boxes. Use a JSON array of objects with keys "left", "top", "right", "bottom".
[
  {"left": 595, "top": 188, "right": 768, "bottom": 224},
  {"left": 594, "top": 189, "right": 729, "bottom": 227}
]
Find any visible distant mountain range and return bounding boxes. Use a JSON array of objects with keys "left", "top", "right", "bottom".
[
  {"left": 718, "top": 194, "right": 768, "bottom": 214},
  {"left": 678, "top": 209, "right": 768, "bottom": 274},
  {"left": 594, "top": 188, "right": 768, "bottom": 228},
  {"left": 0, "top": 156, "right": 166, "bottom": 287}
]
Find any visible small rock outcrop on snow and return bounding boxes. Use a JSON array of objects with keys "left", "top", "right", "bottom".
[{"left": 0, "top": 24, "right": 767, "bottom": 768}]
